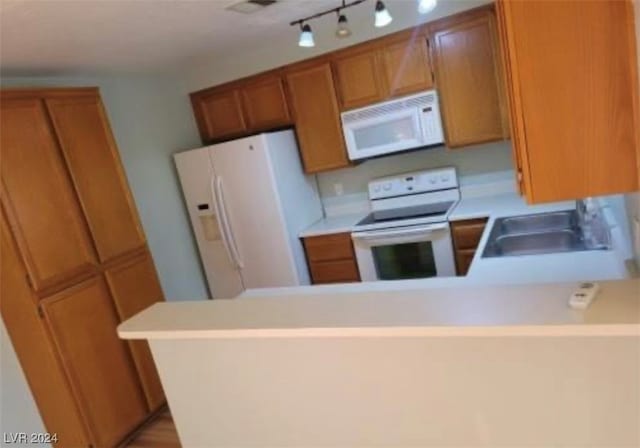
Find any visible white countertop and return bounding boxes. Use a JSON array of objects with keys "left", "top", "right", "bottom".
[
  {"left": 118, "top": 279, "right": 640, "bottom": 340},
  {"left": 299, "top": 213, "right": 365, "bottom": 238},
  {"left": 300, "top": 192, "right": 573, "bottom": 237},
  {"left": 449, "top": 192, "right": 574, "bottom": 221}
]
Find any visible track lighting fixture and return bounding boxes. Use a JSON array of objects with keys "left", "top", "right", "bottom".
[
  {"left": 335, "top": 13, "right": 352, "bottom": 38},
  {"left": 374, "top": 1, "right": 392, "bottom": 28},
  {"left": 298, "top": 23, "right": 315, "bottom": 47},
  {"left": 417, "top": 0, "right": 437, "bottom": 14},
  {"left": 289, "top": 0, "right": 400, "bottom": 48}
]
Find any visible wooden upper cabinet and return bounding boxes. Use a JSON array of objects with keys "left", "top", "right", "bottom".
[
  {"left": 431, "top": 7, "right": 509, "bottom": 148},
  {"left": 333, "top": 48, "right": 387, "bottom": 110},
  {"left": 46, "top": 96, "right": 146, "bottom": 262},
  {"left": 497, "top": 0, "right": 639, "bottom": 203},
  {"left": 191, "top": 74, "right": 291, "bottom": 144},
  {"left": 240, "top": 75, "right": 291, "bottom": 130},
  {"left": 0, "top": 98, "right": 96, "bottom": 292},
  {"left": 285, "top": 63, "right": 350, "bottom": 173},
  {"left": 41, "top": 277, "right": 148, "bottom": 448},
  {"left": 191, "top": 88, "right": 247, "bottom": 143},
  {"left": 105, "top": 252, "right": 165, "bottom": 412},
  {"left": 383, "top": 38, "right": 434, "bottom": 98}
]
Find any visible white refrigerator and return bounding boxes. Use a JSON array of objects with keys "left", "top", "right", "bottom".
[{"left": 174, "top": 130, "right": 323, "bottom": 298}]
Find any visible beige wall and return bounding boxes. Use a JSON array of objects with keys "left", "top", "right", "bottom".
[{"left": 317, "top": 141, "right": 513, "bottom": 198}]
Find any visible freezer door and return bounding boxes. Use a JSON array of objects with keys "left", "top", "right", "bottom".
[
  {"left": 174, "top": 147, "right": 244, "bottom": 298},
  {"left": 209, "top": 135, "right": 299, "bottom": 288}
]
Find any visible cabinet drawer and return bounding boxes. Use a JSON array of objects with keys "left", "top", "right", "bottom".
[
  {"left": 303, "top": 233, "right": 355, "bottom": 262},
  {"left": 451, "top": 218, "right": 488, "bottom": 250},
  {"left": 309, "top": 259, "right": 360, "bottom": 284},
  {"left": 455, "top": 248, "right": 477, "bottom": 276}
]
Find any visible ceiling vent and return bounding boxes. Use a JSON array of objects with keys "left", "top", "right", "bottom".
[{"left": 226, "top": 0, "right": 277, "bottom": 14}]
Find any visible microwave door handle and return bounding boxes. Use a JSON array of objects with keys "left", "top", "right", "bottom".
[
  {"left": 216, "top": 177, "right": 244, "bottom": 270},
  {"left": 210, "top": 175, "right": 236, "bottom": 267}
]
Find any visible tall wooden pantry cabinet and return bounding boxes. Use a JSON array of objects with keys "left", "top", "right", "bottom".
[{"left": 0, "top": 87, "right": 165, "bottom": 447}]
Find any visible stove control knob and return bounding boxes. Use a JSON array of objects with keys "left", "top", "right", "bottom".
[
  {"left": 440, "top": 174, "right": 450, "bottom": 182},
  {"left": 373, "top": 184, "right": 381, "bottom": 193},
  {"left": 383, "top": 182, "right": 392, "bottom": 191},
  {"left": 429, "top": 176, "right": 437, "bottom": 185}
]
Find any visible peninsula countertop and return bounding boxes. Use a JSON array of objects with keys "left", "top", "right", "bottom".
[{"left": 118, "top": 279, "right": 640, "bottom": 340}]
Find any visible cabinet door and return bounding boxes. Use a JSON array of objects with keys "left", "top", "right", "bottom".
[
  {"left": 333, "top": 49, "right": 387, "bottom": 110},
  {"left": 105, "top": 253, "right": 165, "bottom": 411},
  {"left": 41, "top": 277, "right": 148, "bottom": 448},
  {"left": 431, "top": 9, "right": 508, "bottom": 148},
  {"left": 286, "top": 63, "right": 350, "bottom": 173},
  {"left": 0, "top": 98, "right": 96, "bottom": 292},
  {"left": 383, "top": 38, "right": 434, "bottom": 97},
  {"left": 498, "top": 0, "right": 639, "bottom": 202},
  {"left": 241, "top": 75, "right": 291, "bottom": 130},
  {"left": 0, "top": 211, "right": 90, "bottom": 447},
  {"left": 46, "top": 96, "right": 146, "bottom": 263},
  {"left": 191, "top": 89, "right": 247, "bottom": 143}
]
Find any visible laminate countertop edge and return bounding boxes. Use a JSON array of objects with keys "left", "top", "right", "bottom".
[{"left": 118, "top": 279, "right": 640, "bottom": 340}]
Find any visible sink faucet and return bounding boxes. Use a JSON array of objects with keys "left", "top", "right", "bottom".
[{"left": 576, "top": 198, "right": 612, "bottom": 250}]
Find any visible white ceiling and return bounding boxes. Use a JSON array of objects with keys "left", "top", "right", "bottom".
[
  {"left": 0, "top": 0, "right": 487, "bottom": 77},
  {"left": 0, "top": 0, "right": 346, "bottom": 76}
]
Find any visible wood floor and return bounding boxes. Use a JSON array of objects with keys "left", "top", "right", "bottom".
[{"left": 125, "top": 411, "right": 181, "bottom": 448}]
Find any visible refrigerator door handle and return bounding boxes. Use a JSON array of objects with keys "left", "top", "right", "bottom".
[
  {"left": 216, "top": 176, "right": 245, "bottom": 270},
  {"left": 210, "top": 175, "right": 236, "bottom": 268}
]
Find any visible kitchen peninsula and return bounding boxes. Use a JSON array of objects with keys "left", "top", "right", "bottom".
[{"left": 119, "top": 279, "right": 640, "bottom": 447}]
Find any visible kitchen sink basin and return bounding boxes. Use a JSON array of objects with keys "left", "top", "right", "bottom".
[
  {"left": 491, "top": 229, "right": 583, "bottom": 256},
  {"left": 500, "top": 211, "right": 575, "bottom": 234},
  {"left": 482, "top": 209, "right": 591, "bottom": 257}
]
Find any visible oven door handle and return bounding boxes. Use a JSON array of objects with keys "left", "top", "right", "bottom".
[{"left": 352, "top": 223, "right": 449, "bottom": 242}]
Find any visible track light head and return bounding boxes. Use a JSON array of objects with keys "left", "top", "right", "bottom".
[
  {"left": 417, "top": 0, "right": 437, "bottom": 14},
  {"left": 336, "top": 13, "right": 352, "bottom": 38},
  {"left": 374, "top": 1, "right": 392, "bottom": 28},
  {"left": 298, "top": 23, "right": 315, "bottom": 47}
]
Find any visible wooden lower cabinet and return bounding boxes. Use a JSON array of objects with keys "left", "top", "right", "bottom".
[
  {"left": 302, "top": 233, "right": 360, "bottom": 284},
  {"left": 0, "top": 218, "right": 90, "bottom": 447},
  {"left": 41, "top": 277, "right": 149, "bottom": 448},
  {"left": 106, "top": 253, "right": 165, "bottom": 411},
  {"left": 450, "top": 217, "right": 488, "bottom": 275}
]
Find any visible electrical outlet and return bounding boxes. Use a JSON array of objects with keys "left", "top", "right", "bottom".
[{"left": 334, "top": 183, "right": 344, "bottom": 196}]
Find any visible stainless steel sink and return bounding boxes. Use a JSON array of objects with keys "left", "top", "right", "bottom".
[
  {"left": 492, "top": 229, "right": 583, "bottom": 256},
  {"left": 482, "top": 209, "right": 590, "bottom": 258},
  {"left": 500, "top": 211, "right": 575, "bottom": 234}
]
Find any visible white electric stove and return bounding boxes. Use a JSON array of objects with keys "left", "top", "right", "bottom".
[{"left": 351, "top": 167, "right": 460, "bottom": 281}]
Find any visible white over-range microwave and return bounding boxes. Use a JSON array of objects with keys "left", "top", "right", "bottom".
[{"left": 340, "top": 90, "right": 445, "bottom": 161}]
